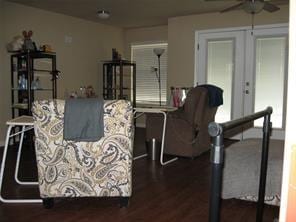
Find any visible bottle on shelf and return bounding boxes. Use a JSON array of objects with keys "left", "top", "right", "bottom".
[
  {"left": 18, "top": 75, "right": 22, "bottom": 89},
  {"left": 21, "top": 59, "right": 26, "bottom": 69},
  {"left": 19, "top": 74, "right": 27, "bottom": 89},
  {"left": 32, "top": 77, "right": 41, "bottom": 89},
  {"left": 35, "top": 77, "right": 41, "bottom": 89}
]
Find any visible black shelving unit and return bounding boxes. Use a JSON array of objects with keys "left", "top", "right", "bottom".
[
  {"left": 102, "top": 60, "right": 136, "bottom": 107},
  {"left": 11, "top": 51, "right": 58, "bottom": 118}
]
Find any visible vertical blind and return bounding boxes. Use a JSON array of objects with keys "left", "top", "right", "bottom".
[{"left": 131, "top": 43, "right": 167, "bottom": 105}]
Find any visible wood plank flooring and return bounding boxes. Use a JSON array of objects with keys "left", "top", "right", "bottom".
[{"left": 0, "top": 128, "right": 279, "bottom": 222}]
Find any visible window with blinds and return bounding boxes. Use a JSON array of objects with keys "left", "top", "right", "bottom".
[{"left": 131, "top": 43, "right": 167, "bottom": 105}]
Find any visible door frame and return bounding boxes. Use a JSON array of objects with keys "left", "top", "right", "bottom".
[
  {"left": 194, "top": 23, "right": 288, "bottom": 139},
  {"left": 194, "top": 23, "right": 288, "bottom": 85},
  {"left": 195, "top": 30, "right": 245, "bottom": 123},
  {"left": 243, "top": 27, "right": 289, "bottom": 139}
]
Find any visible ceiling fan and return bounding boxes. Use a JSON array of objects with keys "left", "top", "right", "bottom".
[
  {"left": 204, "top": 0, "right": 283, "bottom": 31},
  {"left": 220, "top": 0, "right": 280, "bottom": 14}
]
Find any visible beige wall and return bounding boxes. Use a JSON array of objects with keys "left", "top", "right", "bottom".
[
  {"left": 123, "top": 8, "right": 289, "bottom": 126},
  {"left": 168, "top": 5, "right": 289, "bottom": 89},
  {"left": 0, "top": 3, "right": 290, "bottom": 140},
  {"left": 123, "top": 25, "right": 168, "bottom": 127},
  {"left": 123, "top": 6, "right": 289, "bottom": 97},
  {"left": 0, "top": 2, "right": 124, "bottom": 142},
  {"left": 0, "top": 1, "right": 7, "bottom": 144},
  {"left": 124, "top": 25, "right": 168, "bottom": 60}
]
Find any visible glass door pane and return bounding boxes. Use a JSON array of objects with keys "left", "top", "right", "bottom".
[
  {"left": 207, "top": 40, "right": 234, "bottom": 123},
  {"left": 254, "top": 37, "right": 287, "bottom": 128}
]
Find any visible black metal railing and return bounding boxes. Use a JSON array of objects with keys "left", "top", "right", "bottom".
[{"left": 208, "top": 107, "right": 273, "bottom": 222}]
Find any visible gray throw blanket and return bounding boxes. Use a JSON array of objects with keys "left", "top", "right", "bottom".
[{"left": 64, "top": 98, "right": 104, "bottom": 142}]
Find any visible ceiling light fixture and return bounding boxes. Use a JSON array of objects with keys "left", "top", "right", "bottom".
[{"left": 97, "top": 10, "right": 110, "bottom": 19}]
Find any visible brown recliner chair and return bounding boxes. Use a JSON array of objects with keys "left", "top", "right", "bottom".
[{"left": 146, "top": 86, "right": 221, "bottom": 158}]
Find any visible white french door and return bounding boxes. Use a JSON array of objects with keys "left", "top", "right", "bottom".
[{"left": 195, "top": 25, "right": 288, "bottom": 139}]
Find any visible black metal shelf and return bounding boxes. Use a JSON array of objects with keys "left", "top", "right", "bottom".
[
  {"left": 12, "top": 88, "right": 53, "bottom": 91},
  {"left": 33, "top": 69, "right": 53, "bottom": 73},
  {"left": 103, "top": 87, "right": 130, "bottom": 90},
  {"left": 11, "top": 51, "right": 56, "bottom": 58},
  {"left": 12, "top": 103, "right": 28, "bottom": 109},
  {"left": 102, "top": 60, "right": 136, "bottom": 107},
  {"left": 11, "top": 51, "right": 58, "bottom": 117}
]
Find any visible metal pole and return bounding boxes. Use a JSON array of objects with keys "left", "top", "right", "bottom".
[
  {"left": 103, "top": 64, "right": 106, "bottom": 99},
  {"left": 133, "top": 63, "right": 136, "bottom": 108},
  {"left": 209, "top": 132, "right": 224, "bottom": 222},
  {"left": 207, "top": 107, "right": 272, "bottom": 222},
  {"left": 256, "top": 114, "right": 272, "bottom": 222},
  {"left": 27, "top": 52, "right": 32, "bottom": 115},
  {"left": 221, "top": 107, "right": 272, "bottom": 131},
  {"left": 52, "top": 54, "right": 57, "bottom": 99},
  {"left": 120, "top": 61, "right": 123, "bottom": 99},
  {"left": 158, "top": 55, "right": 161, "bottom": 106}
]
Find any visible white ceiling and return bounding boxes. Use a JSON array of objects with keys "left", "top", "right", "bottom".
[{"left": 6, "top": 0, "right": 289, "bottom": 29}]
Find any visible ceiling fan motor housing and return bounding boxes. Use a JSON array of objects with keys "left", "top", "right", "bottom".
[{"left": 243, "top": 0, "right": 265, "bottom": 14}]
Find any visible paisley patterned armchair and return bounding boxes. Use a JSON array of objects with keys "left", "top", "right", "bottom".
[{"left": 32, "top": 100, "right": 134, "bottom": 208}]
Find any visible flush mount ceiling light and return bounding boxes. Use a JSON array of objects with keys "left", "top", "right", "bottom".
[{"left": 97, "top": 10, "right": 110, "bottom": 19}]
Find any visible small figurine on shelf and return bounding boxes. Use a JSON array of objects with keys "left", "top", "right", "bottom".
[
  {"left": 112, "top": 48, "right": 122, "bottom": 60},
  {"left": 69, "top": 91, "right": 78, "bottom": 98},
  {"left": 112, "top": 48, "right": 119, "bottom": 60},
  {"left": 22, "top": 30, "right": 36, "bottom": 51},
  {"left": 40, "top": 44, "right": 53, "bottom": 52},
  {"left": 85, "top": 85, "right": 96, "bottom": 98},
  {"left": 6, "top": 35, "right": 24, "bottom": 52},
  {"left": 79, "top": 86, "right": 86, "bottom": 98}
]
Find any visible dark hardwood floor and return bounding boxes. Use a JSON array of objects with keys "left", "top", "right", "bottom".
[{"left": 0, "top": 128, "right": 278, "bottom": 222}]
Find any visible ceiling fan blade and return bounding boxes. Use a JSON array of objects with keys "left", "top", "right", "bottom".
[
  {"left": 220, "top": 2, "right": 244, "bottom": 13},
  {"left": 263, "top": 2, "right": 280, "bottom": 12},
  {"left": 203, "top": 0, "right": 236, "bottom": 1}
]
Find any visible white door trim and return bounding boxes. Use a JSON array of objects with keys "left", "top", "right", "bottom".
[
  {"left": 242, "top": 27, "right": 289, "bottom": 139},
  {"left": 194, "top": 23, "right": 289, "bottom": 139},
  {"left": 194, "top": 23, "right": 289, "bottom": 85},
  {"left": 196, "top": 31, "right": 245, "bottom": 123}
]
